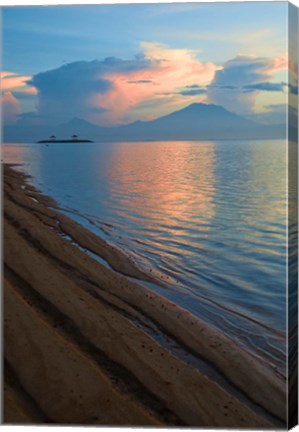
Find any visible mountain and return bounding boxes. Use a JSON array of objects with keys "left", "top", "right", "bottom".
[
  {"left": 55, "top": 117, "right": 102, "bottom": 136},
  {"left": 3, "top": 118, "right": 103, "bottom": 143},
  {"left": 3, "top": 103, "right": 286, "bottom": 143},
  {"left": 121, "top": 103, "right": 260, "bottom": 141}
]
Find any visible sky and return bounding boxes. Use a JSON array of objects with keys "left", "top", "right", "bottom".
[{"left": 1, "top": 2, "right": 297, "bottom": 127}]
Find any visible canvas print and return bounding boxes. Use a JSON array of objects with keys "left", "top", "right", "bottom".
[{"left": 1, "top": 1, "right": 298, "bottom": 428}]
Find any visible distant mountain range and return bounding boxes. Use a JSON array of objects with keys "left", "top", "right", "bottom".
[{"left": 4, "top": 103, "right": 288, "bottom": 143}]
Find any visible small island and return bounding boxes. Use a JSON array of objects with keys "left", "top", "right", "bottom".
[{"left": 37, "top": 134, "right": 93, "bottom": 143}]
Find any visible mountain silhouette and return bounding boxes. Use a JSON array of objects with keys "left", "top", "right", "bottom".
[{"left": 4, "top": 103, "right": 286, "bottom": 143}]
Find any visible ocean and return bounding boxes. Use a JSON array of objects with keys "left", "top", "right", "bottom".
[{"left": 3, "top": 139, "right": 290, "bottom": 376}]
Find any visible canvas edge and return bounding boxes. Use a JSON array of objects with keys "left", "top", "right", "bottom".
[{"left": 287, "top": 1, "right": 298, "bottom": 429}]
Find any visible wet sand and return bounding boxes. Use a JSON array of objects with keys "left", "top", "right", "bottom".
[{"left": 3, "top": 164, "right": 286, "bottom": 427}]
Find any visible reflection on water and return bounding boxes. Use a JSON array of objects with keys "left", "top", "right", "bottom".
[
  {"left": 3, "top": 139, "right": 287, "bottom": 374},
  {"left": 105, "top": 140, "right": 215, "bottom": 231}
]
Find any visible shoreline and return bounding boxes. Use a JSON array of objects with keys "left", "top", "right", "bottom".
[{"left": 3, "top": 164, "right": 286, "bottom": 426}]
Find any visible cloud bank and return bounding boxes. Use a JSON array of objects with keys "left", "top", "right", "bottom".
[
  {"left": 2, "top": 47, "right": 290, "bottom": 126},
  {"left": 206, "top": 55, "right": 287, "bottom": 114},
  {"left": 243, "top": 81, "right": 287, "bottom": 93},
  {"left": 24, "top": 43, "right": 219, "bottom": 125}
]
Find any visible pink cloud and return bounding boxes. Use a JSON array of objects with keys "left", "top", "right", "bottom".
[
  {"left": 1, "top": 71, "right": 38, "bottom": 125},
  {"left": 2, "top": 91, "right": 20, "bottom": 124},
  {"left": 1, "top": 72, "right": 36, "bottom": 93},
  {"left": 262, "top": 56, "right": 288, "bottom": 76},
  {"left": 91, "top": 42, "right": 219, "bottom": 124}
]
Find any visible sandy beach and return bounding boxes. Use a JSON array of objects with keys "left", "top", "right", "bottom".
[{"left": 3, "top": 164, "right": 286, "bottom": 427}]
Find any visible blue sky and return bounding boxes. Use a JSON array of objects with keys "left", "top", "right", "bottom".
[
  {"left": 2, "top": 2, "right": 295, "bottom": 126},
  {"left": 3, "top": 3, "right": 288, "bottom": 73}
]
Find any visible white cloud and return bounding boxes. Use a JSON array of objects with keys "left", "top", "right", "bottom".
[{"left": 206, "top": 55, "right": 287, "bottom": 114}]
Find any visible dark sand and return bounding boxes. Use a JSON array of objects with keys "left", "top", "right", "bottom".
[{"left": 3, "top": 164, "right": 286, "bottom": 427}]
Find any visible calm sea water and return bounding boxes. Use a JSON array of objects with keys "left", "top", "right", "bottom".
[{"left": 3, "top": 139, "right": 289, "bottom": 374}]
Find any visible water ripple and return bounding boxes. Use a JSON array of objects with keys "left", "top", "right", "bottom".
[{"left": 3, "top": 139, "right": 288, "bottom": 375}]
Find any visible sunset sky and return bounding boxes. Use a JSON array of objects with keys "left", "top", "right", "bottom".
[{"left": 2, "top": 2, "right": 297, "bottom": 127}]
